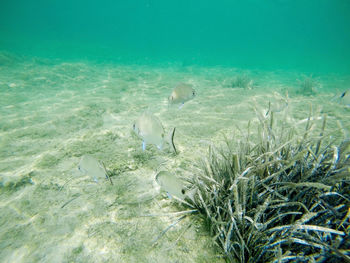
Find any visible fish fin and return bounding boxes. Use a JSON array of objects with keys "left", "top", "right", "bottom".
[
  {"left": 99, "top": 161, "right": 108, "bottom": 179},
  {"left": 93, "top": 177, "right": 98, "bottom": 183},
  {"left": 166, "top": 127, "right": 177, "bottom": 154},
  {"left": 166, "top": 192, "right": 172, "bottom": 199},
  {"left": 142, "top": 141, "right": 146, "bottom": 151},
  {"left": 179, "top": 103, "right": 184, "bottom": 109}
]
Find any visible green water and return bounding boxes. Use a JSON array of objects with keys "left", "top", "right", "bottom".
[
  {"left": 0, "top": 1, "right": 349, "bottom": 262},
  {"left": 1, "top": 0, "right": 350, "bottom": 72}
]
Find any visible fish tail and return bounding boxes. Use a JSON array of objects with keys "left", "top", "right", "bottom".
[
  {"left": 164, "top": 128, "right": 177, "bottom": 154},
  {"left": 170, "top": 127, "right": 177, "bottom": 154}
]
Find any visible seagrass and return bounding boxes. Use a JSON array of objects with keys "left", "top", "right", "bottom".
[{"left": 187, "top": 110, "right": 350, "bottom": 262}]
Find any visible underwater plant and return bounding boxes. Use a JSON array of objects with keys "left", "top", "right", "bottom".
[
  {"left": 228, "top": 75, "right": 255, "bottom": 90},
  {"left": 186, "top": 109, "right": 350, "bottom": 262},
  {"left": 0, "top": 51, "right": 20, "bottom": 66},
  {"left": 297, "top": 76, "right": 320, "bottom": 96}
]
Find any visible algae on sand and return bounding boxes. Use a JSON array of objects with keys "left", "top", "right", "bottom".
[
  {"left": 297, "top": 75, "right": 320, "bottom": 96},
  {"left": 223, "top": 74, "right": 256, "bottom": 90}
]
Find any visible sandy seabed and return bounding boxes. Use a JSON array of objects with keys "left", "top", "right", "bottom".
[{"left": 0, "top": 54, "right": 349, "bottom": 262}]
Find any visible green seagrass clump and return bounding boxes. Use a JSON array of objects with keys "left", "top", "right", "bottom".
[
  {"left": 188, "top": 110, "right": 350, "bottom": 262},
  {"left": 230, "top": 75, "right": 255, "bottom": 90},
  {"left": 298, "top": 76, "right": 320, "bottom": 96}
]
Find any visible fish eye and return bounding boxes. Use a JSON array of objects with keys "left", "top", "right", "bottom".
[
  {"left": 192, "top": 91, "right": 196, "bottom": 96},
  {"left": 181, "top": 189, "right": 186, "bottom": 194},
  {"left": 132, "top": 123, "right": 135, "bottom": 129}
]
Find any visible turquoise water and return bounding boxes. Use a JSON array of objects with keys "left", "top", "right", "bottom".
[
  {"left": 1, "top": 1, "right": 350, "bottom": 262},
  {"left": 1, "top": 0, "right": 350, "bottom": 72}
]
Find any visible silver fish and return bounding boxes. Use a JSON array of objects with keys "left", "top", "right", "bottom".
[
  {"left": 78, "top": 155, "right": 107, "bottom": 182},
  {"left": 266, "top": 99, "right": 288, "bottom": 115},
  {"left": 133, "top": 112, "right": 176, "bottom": 153},
  {"left": 155, "top": 171, "right": 187, "bottom": 200},
  {"left": 168, "top": 83, "right": 196, "bottom": 107}
]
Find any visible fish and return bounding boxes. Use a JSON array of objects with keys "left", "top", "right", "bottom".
[
  {"left": 266, "top": 99, "right": 288, "bottom": 116},
  {"left": 272, "top": 98, "right": 288, "bottom": 113},
  {"left": 155, "top": 171, "right": 187, "bottom": 200},
  {"left": 78, "top": 155, "right": 107, "bottom": 182},
  {"left": 168, "top": 83, "right": 196, "bottom": 108},
  {"left": 133, "top": 112, "right": 177, "bottom": 153},
  {"left": 265, "top": 92, "right": 289, "bottom": 116}
]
